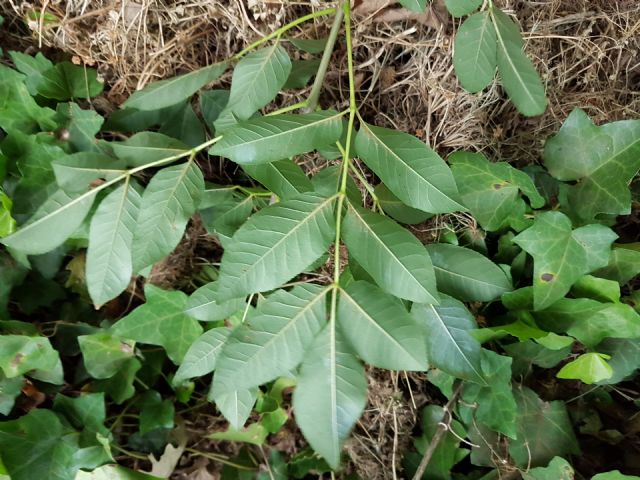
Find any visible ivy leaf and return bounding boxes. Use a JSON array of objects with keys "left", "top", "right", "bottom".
[
  {"left": 131, "top": 161, "right": 204, "bottom": 273},
  {"left": 0, "top": 372, "right": 22, "bottom": 415},
  {"left": 453, "top": 12, "right": 497, "bottom": 92},
  {"left": 557, "top": 352, "right": 613, "bottom": 384},
  {"left": 293, "top": 325, "right": 367, "bottom": 469},
  {"left": 137, "top": 391, "right": 175, "bottom": 435},
  {"left": 592, "top": 472, "right": 640, "bottom": 480},
  {"left": 1, "top": 188, "right": 98, "bottom": 255},
  {"left": 571, "top": 274, "right": 620, "bottom": 303},
  {"left": 52, "top": 393, "right": 106, "bottom": 434},
  {"left": 55, "top": 103, "right": 105, "bottom": 152},
  {"left": 398, "top": 0, "right": 426, "bottom": 12},
  {"left": 513, "top": 211, "right": 617, "bottom": 310},
  {"left": 595, "top": 244, "right": 640, "bottom": 285},
  {"left": 109, "top": 132, "right": 189, "bottom": 167},
  {"left": 355, "top": 123, "right": 464, "bottom": 213},
  {"left": 53, "top": 153, "right": 127, "bottom": 193},
  {"left": 87, "top": 181, "right": 141, "bottom": 307},
  {"left": 0, "top": 76, "right": 56, "bottom": 134},
  {"left": 509, "top": 387, "right": 580, "bottom": 467},
  {"left": 522, "top": 457, "right": 574, "bottom": 480},
  {"left": 342, "top": 204, "right": 439, "bottom": 304},
  {"left": 78, "top": 332, "right": 135, "bottom": 379},
  {"left": 92, "top": 358, "right": 141, "bottom": 404},
  {"left": 208, "top": 383, "right": 258, "bottom": 430},
  {"left": 123, "top": 62, "right": 227, "bottom": 110},
  {"left": 338, "top": 281, "right": 428, "bottom": 371},
  {"left": 111, "top": 284, "right": 203, "bottom": 364},
  {"left": 0, "top": 335, "right": 62, "bottom": 381},
  {"left": 216, "top": 44, "right": 291, "bottom": 128},
  {"left": 214, "top": 284, "right": 328, "bottom": 391},
  {"left": 242, "top": 159, "right": 313, "bottom": 200},
  {"left": 449, "top": 151, "right": 544, "bottom": 231},
  {"left": 0, "top": 191, "right": 15, "bottom": 237},
  {"left": 173, "top": 327, "right": 232, "bottom": 385},
  {"left": 412, "top": 296, "right": 486, "bottom": 384},
  {"left": 597, "top": 338, "right": 640, "bottom": 385},
  {"left": 543, "top": 109, "right": 640, "bottom": 220},
  {"left": 444, "top": 0, "right": 483, "bottom": 17},
  {"left": 210, "top": 111, "right": 343, "bottom": 165},
  {"left": 184, "top": 281, "right": 246, "bottom": 321},
  {"left": 426, "top": 243, "right": 513, "bottom": 301},
  {"left": 36, "top": 62, "right": 103, "bottom": 100},
  {"left": 217, "top": 193, "right": 336, "bottom": 300},
  {"left": 8, "top": 51, "right": 53, "bottom": 94},
  {"left": 374, "top": 183, "right": 432, "bottom": 225},
  {"left": 491, "top": 8, "right": 547, "bottom": 116}
]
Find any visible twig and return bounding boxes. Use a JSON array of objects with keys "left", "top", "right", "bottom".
[{"left": 411, "top": 382, "right": 463, "bottom": 480}]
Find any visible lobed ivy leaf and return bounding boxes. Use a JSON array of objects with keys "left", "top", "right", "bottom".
[
  {"left": 242, "top": 159, "right": 313, "bottom": 200},
  {"left": 543, "top": 109, "right": 640, "bottom": 221},
  {"left": 355, "top": 122, "right": 464, "bottom": 213},
  {"left": 338, "top": 281, "right": 429, "bottom": 371},
  {"left": 557, "top": 352, "right": 613, "bottom": 384},
  {"left": 595, "top": 244, "right": 640, "bottom": 285},
  {"left": 36, "top": 62, "right": 104, "bottom": 100},
  {"left": 210, "top": 111, "right": 343, "bottom": 165},
  {"left": 52, "top": 393, "right": 107, "bottom": 434},
  {"left": 342, "top": 203, "right": 439, "bottom": 304},
  {"left": 124, "top": 62, "right": 227, "bottom": 111},
  {"left": 78, "top": 332, "right": 136, "bottom": 379},
  {"left": 216, "top": 192, "right": 336, "bottom": 300},
  {"left": 137, "top": 390, "right": 175, "bottom": 435},
  {"left": 592, "top": 472, "right": 640, "bottom": 480},
  {"left": 111, "top": 284, "right": 203, "bottom": 364},
  {"left": 513, "top": 211, "right": 617, "bottom": 310},
  {"left": 55, "top": 103, "right": 105, "bottom": 152},
  {"left": 92, "top": 358, "right": 141, "bottom": 404},
  {"left": 426, "top": 243, "right": 513, "bottom": 301},
  {"left": 522, "top": 457, "right": 574, "bottom": 480},
  {"left": 293, "top": 325, "right": 368, "bottom": 469},
  {"left": 453, "top": 11, "right": 497, "bottom": 92},
  {"left": 9, "top": 51, "right": 53, "bottom": 95},
  {"left": 0, "top": 335, "right": 62, "bottom": 382}
]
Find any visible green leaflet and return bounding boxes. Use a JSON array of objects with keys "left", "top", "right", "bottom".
[
  {"left": 242, "top": 159, "right": 313, "bottom": 200},
  {"left": 213, "top": 284, "right": 328, "bottom": 391},
  {"left": 55, "top": 103, "right": 105, "bottom": 152},
  {"left": 78, "top": 332, "right": 136, "bottom": 379},
  {"left": 543, "top": 109, "right": 640, "bottom": 220},
  {"left": 210, "top": 111, "right": 343, "bottom": 165},
  {"left": 398, "top": 0, "right": 426, "bottom": 12},
  {"left": 53, "top": 153, "right": 127, "bottom": 193},
  {"left": 338, "top": 281, "right": 428, "bottom": 371},
  {"left": 522, "top": 457, "right": 574, "bottom": 480},
  {"left": 513, "top": 211, "right": 617, "bottom": 310},
  {"left": 86, "top": 181, "right": 141, "bottom": 307},
  {"left": 592, "top": 472, "right": 640, "bottom": 480},
  {"left": 426, "top": 243, "right": 513, "bottom": 301},
  {"left": 1, "top": 188, "right": 97, "bottom": 255},
  {"left": 412, "top": 296, "right": 486, "bottom": 384},
  {"left": 509, "top": 387, "right": 579, "bottom": 467},
  {"left": 173, "top": 327, "right": 232, "bottom": 384},
  {"left": 216, "top": 44, "right": 291, "bottom": 130},
  {"left": 208, "top": 383, "right": 258, "bottom": 430},
  {"left": 444, "top": 0, "right": 482, "bottom": 17},
  {"left": 449, "top": 151, "right": 544, "bottom": 231},
  {"left": 131, "top": 161, "right": 204, "bottom": 273},
  {"left": 595, "top": 244, "right": 640, "bottom": 285},
  {"left": 342, "top": 203, "right": 438, "bottom": 304},
  {"left": 111, "top": 284, "right": 203, "bottom": 364},
  {"left": 93, "top": 358, "right": 141, "bottom": 404},
  {"left": 491, "top": 8, "right": 547, "bottom": 116},
  {"left": 109, "top": 132, "right": 189, "bottom": 167},
  {"left": 283, "top": 59, "right": 321, "bottom": 89},
  {"left": 293, "top": 324, "right": 367, "bottom": 469},
  {"left": 123, "top": 62, "right": 227, "bottom": 110},
  {"left": 184, "top": 281, "right": 246, "bottom": 321},
  {"left": 453, "top": 12, "right": 497, "bottom": 92},
  {"left": 216, "top": 192, "right": 336, "bottom": 300},
  {"left": 374, "top": 183, "right": 433, "bottom": 225},
  {"left": 557, "top": 352, "right": 613, "bottom": 384},
  {"left": 355, "top": 122, "right": 464, "bottom": 213}
]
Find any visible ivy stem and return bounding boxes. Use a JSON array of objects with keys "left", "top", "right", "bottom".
[
  {"left": 233, "top": 7, "right": 337, "bottom": 60},
  {"left": 305, "top": 2, "right": 345, "bottom": 112}
]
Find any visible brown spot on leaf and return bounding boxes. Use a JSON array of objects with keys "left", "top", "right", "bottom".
[
  {"left": 10, "top": 353, "right": 24, "bottom": 370},
  {"left": 493, "top": 183, "right": 508, "bottom": 190},
  {"left": 541, "top": 273, "right": 555, "bottom": 282}
]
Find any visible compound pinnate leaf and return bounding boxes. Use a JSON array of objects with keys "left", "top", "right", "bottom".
[
  {"left": 220, "top": 44, "right": 291, "bottom": 124},
  {"left": 412, "top": 296, "right": 486, "bottom": 384},
  {"left": 210, "top": 111, "right": 343, "bottom": 165},
  {"left": 293, "top": 325, "right": 367, "bottom": 469},
  {"left": 426, "top": 243, "right": 513, "bottom": 301},
  {"left": 342, "top": 204, "right": 438, "bottom": 304},
  {"left": 354, "top": 122, "right": 464, "bottom": 213},
  {"left": 1, "top": 188, "right": 97, "bottom": 255},
  {"left": 543, "top": 109, "right": 640, "bottom": 220},
  {"left": 173, "top": 327, "right": 232, "bottom": 385},
  {"left": 513, "top": 211, "right": 617, "bottom": 310},
  {"left": 242, "top": 159, "right": 313, "bottom": 200},
  {"left": 185, "top": 281, "right": 246, "bottom": 321},
  {"left": 124, "top": 62, "right": 227, "bottom": 110},
  {"left": 0, "top": 335, "right": 61, "bottom": 380},
  {"left": 110, "top": 132, "right": 189, "bottom": 167},
  {"left": 111, "top": 284, "right": 203, "bottom": 364},
  {"left": 444, "top": 0, "right": 483, "bottom": 16},
  {"left": 522, "top": 457, "right": 574, "bottom": 480},
  {"left": 131, "top": 161, "right": 204, "bottom": 272},
  {"left": 453, "top": 12, "right": 497, "bottom": 92},
  {"left": 509, "top": 387, "right": 579, "bottom": 467},
  {"left": 78, "top": 332, "right": 135, "bottom": 379},
  {"left": 87, "top": 181, "right": 141, "bottom": 307},
  {"left": 398, "top": 0, "right": 426, "bottom": 12},
  {"left": 338, "top": 281, "right": 428, "bottom": 371},
  {"left": 491, "top": 8, "right": 547, "bottom": 116},
  {"left": 208, "top": 383, "right": 258, "bottom": 430},
  {"left": 557, "top": 352, "right": 613, "bottom": 384},
  {"left": 217, "top": 192, "right": 336, "bottom": 300},
  {"left": 450, "top": 151, "right": 544, "bottom": 231},
  {"left": 214, "top": 284, "right": 328, "bottom": 391}
]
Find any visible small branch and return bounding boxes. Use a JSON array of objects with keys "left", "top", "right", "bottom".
[{"left": 411, "top": 383, "right": 463, "bottom": 480}]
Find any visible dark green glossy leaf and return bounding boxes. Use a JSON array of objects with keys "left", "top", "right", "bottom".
[{"left": 78, "top": 332, "right": 136, "bottom": 379}]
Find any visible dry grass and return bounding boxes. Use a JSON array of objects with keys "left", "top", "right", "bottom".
[{"left": 2, "top": 0, "right": 640, "bottom": 478}]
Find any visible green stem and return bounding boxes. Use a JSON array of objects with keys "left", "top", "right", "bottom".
[
  {"left": 266, "top": 100, "right": 308, "bottom": 116},
  {"left": 234, "top": 7, "right": 336, "bottom": 60},
  {"left": 305, "top": 3, "right": 345, "bottom": 112}
]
